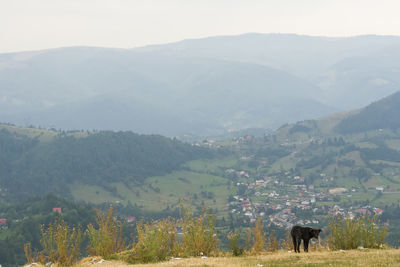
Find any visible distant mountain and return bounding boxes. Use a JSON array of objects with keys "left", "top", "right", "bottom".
[
  {"left": 139, "top": 34, "right": 400, "bottom": 78},
  {"left": 314, "top": 48, "right": 400, "bottom": 109},
  {"left": 0, "top": 46, "right": 335, "bottom": 136},
  {"left": 2, "top": 34, "right": 400, "bottom": 135},
  {"left": 141, "top": 33, "right": 400, "bottom": 109}
]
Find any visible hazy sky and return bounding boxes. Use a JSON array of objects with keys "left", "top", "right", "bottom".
[{"left": 2, "top": 0, "right": 400, "bottom": 53}]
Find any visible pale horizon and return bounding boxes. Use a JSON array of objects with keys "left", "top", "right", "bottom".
[
  {"left": 2, "top": 32, "right": 400, "bottom": 55},
  {"left": 2, "top": 0, "right": 400, "bottom": 53}
]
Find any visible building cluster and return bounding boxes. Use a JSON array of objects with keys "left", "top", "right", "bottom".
[{"left": 228, "top": 170, "right": 386, "bottom": 229}]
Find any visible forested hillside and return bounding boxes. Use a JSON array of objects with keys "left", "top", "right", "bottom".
[
  {"left": 336, "top": 91, "right": 400, "bottom": 134},
  {"left": 0, "top": 127, "right": 213, "bottom": 199},
  {"left": 0, "top": 194, "right": 96, "bottom": 266}
]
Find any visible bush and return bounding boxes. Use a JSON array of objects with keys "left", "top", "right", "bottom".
[
  {"left": 251, "top": 218, "right": 265, "bottom": 254},
  {"left": 328, "top": 215, "right": 388, "bottom": 250},
  {"left": 118, "top": 204, "right": 217, "bottom": 264},
  {"left": 227, "top": 231, "right": 244, "bottom": 256},
  {"left": 87, "top": 205, "right": 126, "bottom": 258},
  {"left": 181, "top": 206, "right": 218, "bottom": 257},
  {"left": 24, "top": 242, "right": 45, "bottom": 265},
  {"left": 40, "top": 217, "right": 82, "bottom": 266},
  {"left": 126, "top": 218, "right": 177, "bottom": 263},
  {"left": 266, "top": 230, "right": 279, "bottom": 252}
]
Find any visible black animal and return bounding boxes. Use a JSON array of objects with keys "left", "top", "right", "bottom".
[{"left": 290, "top": 225, "right": 322, "bottom": 253}]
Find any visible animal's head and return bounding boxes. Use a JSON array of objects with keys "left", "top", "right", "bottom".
[{"left": 310, "top": 228, "right": 322, "bottom": 238}]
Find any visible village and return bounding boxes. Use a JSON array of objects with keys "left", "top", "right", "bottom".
[{"left": 227, "top": 169, "right": 387, "bottom": 230}]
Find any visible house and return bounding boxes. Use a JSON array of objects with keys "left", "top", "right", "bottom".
[
  {"left": 241, "top": 200, "right": 251, "bottom": 211},
  {"left": 0, "top": 218, "right": 7, "bottom": 230},
  {"left": 236, "top": 171, "right": 249, "bottom": 178},
  {"left": 283, "top": 208, "right": 291, "bottom": 214},
  {"left": 255, "top": 180, "right": 264, "bottom": 185},
  {"left": 244, "top": 211, "right": 253, "bottom": 217},
  {"left": 52, "top": 207, "right": 62, "bottom": 213},
  {"left": 225, "top": 168, "right": 235, "bottom": 174},
  {"left": 373, "top": 208, "right": 384, "bottom": 215},
  {"left": 126, "top": 216, "right": 136, "bottom": 223}
]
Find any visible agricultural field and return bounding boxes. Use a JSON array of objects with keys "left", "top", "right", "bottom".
[{"left": 70, "top": 170, "right": 235, "bottom": 215}]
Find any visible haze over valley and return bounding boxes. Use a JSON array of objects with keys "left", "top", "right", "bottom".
[{"left": 2, "top": 34, "right": 400, "bottom": 136}]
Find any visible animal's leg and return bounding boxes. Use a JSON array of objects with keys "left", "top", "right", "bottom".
[
  {"left": 304, "top": 239, "right": 309, "bottom": 252},
  {"left": 292, "top": 236, "right": 297, "bottom": 252},
  {"left": 296, "top": 238, "right": 302, "bottom": 253}
]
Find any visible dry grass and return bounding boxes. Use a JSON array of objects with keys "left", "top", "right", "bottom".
[{"left": 68, "top": 249, "right": 400, "bottom": 267}]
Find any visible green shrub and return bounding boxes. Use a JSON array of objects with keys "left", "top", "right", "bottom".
[
  {"left": 126, "top": 218, "right": 177, "bottom": 263},
  {"left": 227, "top": 231, "right": 244, "bottom": 256},
  {"left": 100, "top": 204, "right": 218, "bottom": 264},
  {"left": 328, "top": 215, "right": 388, "bottom": 250},
  {"left": 40, "top": 217, "right": 82, "bottom": 266},
  {"left": 266, "top": 230, "right": 279, "bottom": 252},
  {"left": 87, "top": 205, "right": 126, "bottom": 258},
  {"left": 181, "top": 206, "right": 218, "bottom": 257}
]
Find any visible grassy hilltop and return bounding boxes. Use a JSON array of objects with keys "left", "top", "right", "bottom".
[{"left": 41, "top": 249, "right": 400, "bottom": 267}]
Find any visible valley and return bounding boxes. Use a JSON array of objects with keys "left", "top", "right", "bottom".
[
  {"left": 2, "top": 34, "right": 400, "bottom": 137},
  {"left": 1, "top": 69, "right": 400, "bottom": 266},
  {"left": 2, "top": 90, "right": 400, "bottom": 265},
  {"left": 3, "top": 1, "right": 400, "bottom": 265}
]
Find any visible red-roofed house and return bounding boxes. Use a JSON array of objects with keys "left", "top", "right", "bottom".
[
  {"left": 373, "top": 208, "right": 384, "bottom": 215},
  {"left": 0, "top": 218, "right": 7, "bottom": 230},
  {"left": 53, "top": 207, "right": 62, "bottom": 213},
  {"left": 127, "top": 216, "right": 136, "bottom": 223}
]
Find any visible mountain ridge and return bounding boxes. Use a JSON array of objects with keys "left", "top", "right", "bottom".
[
  {"left": 2, "top": 33, "right": 400, "bottom": 136},
  {"left": 0, "top": 46, "right": 335, "bottom": 136}
]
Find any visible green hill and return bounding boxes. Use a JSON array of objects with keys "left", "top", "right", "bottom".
[
  {"left": 0, "top": 126, "right": 213, "bottom": 200},
  {"left": 250, "top": 92, "right": 400, "bottom": 211},
  {"left": 336, "top": 91, "right": 400, "bottom": 134},
  {"left": 275, "top": 90, "right": 400, "bottom": 140}
]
